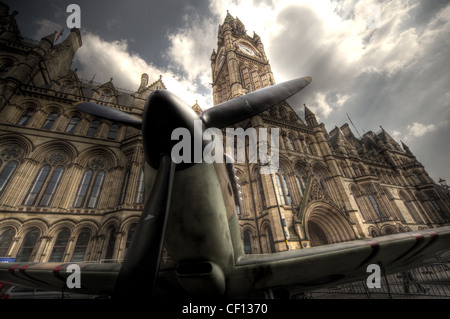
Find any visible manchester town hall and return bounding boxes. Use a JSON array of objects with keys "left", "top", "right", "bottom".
[{"left": 0, "top": 5, "right": 449, "bottom": 266}]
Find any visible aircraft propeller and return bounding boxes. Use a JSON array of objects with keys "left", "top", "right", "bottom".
[{"left": 74, "top": 76, "right": 312, "bottom": 298}]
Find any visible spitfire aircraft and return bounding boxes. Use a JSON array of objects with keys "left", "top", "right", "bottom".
[{"left": 1, "top": 76, "right": 449, "bottom": 299}]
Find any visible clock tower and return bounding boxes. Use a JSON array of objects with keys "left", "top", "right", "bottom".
[{"left": 210, "top": 11, "right": 276, "bottom": 105}]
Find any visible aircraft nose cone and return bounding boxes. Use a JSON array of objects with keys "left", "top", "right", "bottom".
[{"left": 142, "top": 90, "right": 205, "bottom": 170}]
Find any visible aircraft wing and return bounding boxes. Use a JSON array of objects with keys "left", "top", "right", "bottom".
[
  {"left": 1, "top": 226, "right": 449, "bottom": 298},
  {"left": 226, "top": 226, "right": 450, "bottom": 298},
  {"left": 0, "top": 261, "right": 181, "bottom": 296}
]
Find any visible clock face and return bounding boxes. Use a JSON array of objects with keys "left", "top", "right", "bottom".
[{"left": 238, "top": 44, "right": 255, "bottom": 56}]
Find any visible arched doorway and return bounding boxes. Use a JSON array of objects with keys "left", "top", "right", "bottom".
[
  {"left": 307, "top": 220, "right": 329, "bottom": 246},
  {"left": 305, "top": 202, "right": 356, "bottom": 247}
]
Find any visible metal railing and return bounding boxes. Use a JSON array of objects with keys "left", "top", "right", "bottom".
[{"left": 305, "top": 262, "right": 450, "bottom": 299}]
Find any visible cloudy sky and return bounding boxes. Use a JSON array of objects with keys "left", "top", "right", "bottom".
[{"left": 5, "top": 0, "right": 450, "bottom": 184}]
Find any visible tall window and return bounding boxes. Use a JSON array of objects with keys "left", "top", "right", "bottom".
[
  {"left": 275, "top": 174, "right": 286, "bottom": 205},
  {"left": 0, "top": 228, "right": 15, "bottom": 256},
  {"left": 107, "top": 124, "right": 119, "bottom": 140},
  {"left": 287, "top": 136, "right": 296, "bottom": 150},
  {"left": 23, "top": 165, "right": 51, "bottom": 206},
  {"left": 16, "top": 107, "right": 35, "bottom": 126},
  {"left": 39, "top": 166, "right": 64, "bottom": 206},
  {"left": 49, "top": 229, "right": 70, "bottom": 262},
  {"left": 65, "top": 116, "right": 80, "bottom": 133},
  {"left": 42, "top": 112, "right": 58, "bottom": 130},
  {"left": 257, "top": 173, "right": 266, "bottom": 209},
  {"left": 87, "top": 121, "right": 100, "bottom": 137},
  {"left": 73, "top": 170, "right": 106, "bottom": 209},
  {"left": 135, "top": 168, "right": 145, "bottom": 204},
  {"left": 71, "top": 229, "right": 91, "bottom": 262},
  {"left": 23, "top": 165, "right": 64, "bottom": 207},
  {"left": 351, "top": 186, "right": 370, "bottom": 221},
  {"left": 16, "top": 228, "right": 40, "bottom": 262},
  {"left": 296, "top": 176, "right": 304, "bottom": 197},
  {"left": 243, "top": 230, "right": 252, "bottom": 254},
  {"left": 264, "top": 225, "right": 276, "bottom": 253},
  {"left": 104, "top": 226, "right": 116, "bottom": 260},
  {"left": 119, "top": 168, "right": 130, "bottom": 205},
  {"left": 124, "top": 224, "right": 136, "bottom": 256},
  {"left": 400, "top": 193, "right": 422, "bottom": 224},
  {"left": 73, "top": 170, "right": 93, "bottom": 207},
  {"left": 87, "top": 171, "right": 105, "bottom": 208},
  {"left": 365, "top": 188, "right": 384, "bottom": 219},
  {"left": 281, "top": 175, "right": 292, "bottom": 205},
  {"left": 0, "top": 161, "right": 18, "bottom": 195},
  {"left": 304, "top": 140, "right": 313, "bottom": 155},
  {"left": 275, "top": 173, "right": 292, "bottom": 205}
]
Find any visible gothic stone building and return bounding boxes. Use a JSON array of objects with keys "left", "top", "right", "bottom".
[{"left": 0, "top": 5, "right": 449, "bottom": 265}]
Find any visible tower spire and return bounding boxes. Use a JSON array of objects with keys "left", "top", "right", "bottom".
[{"left": 304, "top": 104, "right": 318, "bottom": 127}]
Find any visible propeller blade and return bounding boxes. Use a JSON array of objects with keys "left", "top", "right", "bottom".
[
  {"left": 113, "top": 154, "right": 176, "bottom": 299},
  {"left": 200, "top": 76, "right": 312, "bottom": 128},
  {"left": 74, "top": 102, "right": 142, "bottom": 129}
]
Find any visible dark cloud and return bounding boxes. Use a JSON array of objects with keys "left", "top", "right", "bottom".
[
  {"left": 270, "top": 1, "right": 450, "bottom": 182},
  {"left": 3, "top": 0, "right": 449, "bottom": 183}
]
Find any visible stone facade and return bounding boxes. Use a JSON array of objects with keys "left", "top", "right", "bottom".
[
  {"left": 0, "top": 6, "right": 449, "bottom": 265},
  {"left": 210, "top": 12, "right": 450, "bottom": 253}
]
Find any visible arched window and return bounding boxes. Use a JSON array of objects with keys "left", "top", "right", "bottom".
[
  {"left": 287, "top": 136, "right": 296, "bottom": 151},
  {"left": 0, "top": 59, "right": 13, "bottom": 75},
  {"left": 65, "top": 116, "right": 80, "bottom": 133},
  {"left": 71, "top": 229, "right": 91, "bottom": 262},
  {"left": 23, "top": 165, "right": 64, "bottom": 207},
  {"left": 73, "top": 170, "right": 106, "bottom": 209},
  {"left": 49, "top": 229, "right": 70, "bottom": 262},
  {"left": 60, "top": 82, "right": 73, "bottom": 93},
  {"left": 16, "top": 107, "right": 35, "bottom": 126},
  {"left": 304, "top": 140, "right": 313, "bottom": 155},
  {"left": 42, "top": 112, "right": 58, "bottom": 129},
  {"left": 104, "top": 226, "right": 116, "bottom": 260},
  {"left": 243, "top": 230, "right": 252, "bottom": 254},
  {"left": 87, "top": 120, "right": 99, "bottom": 137},
  {"left": 0, "top": 161, "right": 18, "bottom": 195},
  {"left": 135, "top": 168, "right": 145, "bottom": 204},
  {"left": 0, "top": 228, "right": 15, "bottom": 256},
  {"left": 107, "top": 124, "right": 119, "bottom": 140},
  {"left": 16, "top": 228, "right": 40, "bottom": 262}
]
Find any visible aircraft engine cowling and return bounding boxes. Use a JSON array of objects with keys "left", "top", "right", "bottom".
[{"left": 175, "top": 261, "right": 225, "bottom": 295}]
